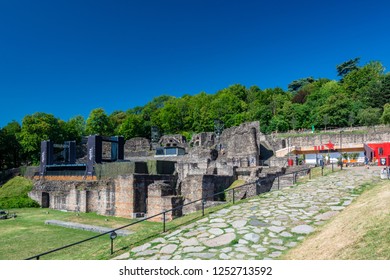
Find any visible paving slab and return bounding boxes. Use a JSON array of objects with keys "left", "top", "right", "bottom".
[{"left": 124, "top": 167, "right": 381, "bottom": 260}]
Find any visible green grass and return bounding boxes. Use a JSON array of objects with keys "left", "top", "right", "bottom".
[
  {"left": 346, "top": 215, "right": 390, "bottom": 259},
  {"left": 296, "top": 166, "right": 340, "bottom": 185},
  {"left": 227, "top": 180, "right": 246, "bottom": 190},
  {"left": 0, "top": 176, "right": 39, "bottom": 208},
  {"left": 0, "top": 198, "right": 236, "bottom": 260},
  {"left": 0, "top": 207, "right": 163, "bottom": 260},
  {"left": 0, "top": 176, "right": 33, "bottom": 199},
  {"left": 350, "top": 182, "right": 375, "bottom": 196}
]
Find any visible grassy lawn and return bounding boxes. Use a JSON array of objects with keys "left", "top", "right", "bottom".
[
  {"left": 0, "top": 176, "right": 39, "bottom": 208},
  {"left": 0, "top": 208, "right": 159, "bottom": 260},
  {"left": 0, "top": 199, "right": 234, "bottom": 260},
  {"left": 0, "top": 174, "right": 235, "bottom": 260}
]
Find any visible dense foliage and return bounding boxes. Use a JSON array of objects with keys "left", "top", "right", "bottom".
[
  {"left": 0, "top": 176, "right": 40, "bottom": 208},
  {"left": 1, "top": 58, "right": 389, "bottom": 168}
]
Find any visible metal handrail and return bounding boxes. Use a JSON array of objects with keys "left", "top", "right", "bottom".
[{"left": 25, "top": 167, "right": 314, "bottom": 260}]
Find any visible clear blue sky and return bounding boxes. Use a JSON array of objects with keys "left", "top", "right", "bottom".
[{"left": 1, "top": 0, "right": 390, "bottom": 127}]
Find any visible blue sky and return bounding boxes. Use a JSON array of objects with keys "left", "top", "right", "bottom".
[{"left": 1, "top": 0, "right": 390, "bottom": 127}]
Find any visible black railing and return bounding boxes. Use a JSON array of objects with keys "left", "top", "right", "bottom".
[{"left": 25, "top": 166, "right": 326, "bottom": 260}]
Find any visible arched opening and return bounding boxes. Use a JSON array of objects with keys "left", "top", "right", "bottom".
[{"left": 42, "top": 192, "right": 50, "bottom": 208}]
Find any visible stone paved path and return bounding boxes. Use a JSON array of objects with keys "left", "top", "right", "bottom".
[{"left": 116, "top": 166, "right": 383, "bottom": 260}]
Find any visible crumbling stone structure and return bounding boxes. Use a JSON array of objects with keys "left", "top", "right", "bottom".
[
  {"left": 147, "top": 181, "right": 183, "bottom": 222},
  {"left": 180, "top": 174, "right": 234, "bottom": 214},
  {"left": 29, "top": 121, "right": 308, "bottom": 222},
  {"left": 190, "top": 132, "right": 215, "bottom": 148},
  {"left": 30, "top": 173, "right": 177, "bottom": 219},
  {"left": 124, "top": 137, "right": 151, "bottom": 157},
  {"left": 218, "top": 121, "right": 260, "bottom": 167},
  {"left": 159, "top": 134, "right": 187, "bottom": 148}
]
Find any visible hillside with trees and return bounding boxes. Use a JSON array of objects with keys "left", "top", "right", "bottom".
[{"left": 1, "top": 58, "right": 390, "bottom": 168}]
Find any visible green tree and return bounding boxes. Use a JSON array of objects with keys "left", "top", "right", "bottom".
[
  {"left": 156, "top": 96, "right": 192, "bottom": 134},
  {"left": 118, "top": 114, "right": 145, "bottom": 139},
  {"left": 189, "top": 92, "right": 214, "bottom": 132},
  {"left": 336, "top": 57, "right": 360, "bottom": 78},
  {"left": 141, "top": 95, "right": 174, "bottom": 122},
  {"left": 109, "top": 111, "right": 127, "bottom": 135},
  {"left": 348, "top": 111, "right": 356, "bottom": 128},
  {"left": 219, "top": 84, "right": 248, "bottom": 102},
  {"left": 305, "top": 80, "right": 346, "bottom": 128},
  {"left": 85, "top": 108, "right": 113, "bottom": 136},
  {"left": 268, "top": 115, "right": 289, "bottom": 133},
  {"left": 262, "top": 87, "right": 290, "bottom": 117},
  {"left": 2, "top": 121, "right": 23, "bottom": 168},
  {"left": 357, "top": 107, "right": 382, "bottom": 127},
  {"left": 381, "top": 103, "right": 390, "bottom": 125},
  {"left": 18, "top": 113, "right": 65, "bottom": 164},
  {"left": 317, "top": 93, "right": 354, "bottom": 128},
  {"left": 342, "top": 61, "right": 384, "bottom": 103},
  {"left": 209, "top": 90, "right": 247, "bottom": 128},
  {"left": 288, "top": 77, "right": 315, "bottom": 95},
  {"left": 365, "top": 73, "right": 390, "bottom": 109},
  {"left": 0, "top": 128, "right": 6, "bottom": 169},
  {"left": 64, "top": 116, "right": 85, "bottom": 142}
]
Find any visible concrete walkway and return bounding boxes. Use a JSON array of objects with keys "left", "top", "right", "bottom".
[{"left": 115, "top": 166, "right": 384, "bottom": 260}]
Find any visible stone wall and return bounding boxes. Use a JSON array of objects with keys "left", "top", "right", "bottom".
[
  {"left": 180, "top": 174, "right": 234, "bottom": 214},
  {"left": 29, "top": 173, "right": 177, "bottom": 219},
  {"left": 124, "top": 137, "right": 151, "bottom": 157},
  {"left": 114, "top": 175, "right": 135, "bottom": 218},
  {"left": 225, "top": 168, "right": 282, "bottom": 202},
  {"left": 147, "top": 181, "right": 183, "bottom": 222},
  {"left": 219, "top": 121, "right": 260, "bottom": 166},
  {"left": 29, "top": 179, "right": 116, "bottom": 215},
  {"left": 159, "top": 134, "right": 187, "bottom": 148},
  {"left": 129, "top": 174, "right": 177, "bottom": 215},
  {"left": 190, "top": 132, "right": 215, "bottom": 148},
  {"left": 276, "top": 130, "right": 390, "bottom": 151}
]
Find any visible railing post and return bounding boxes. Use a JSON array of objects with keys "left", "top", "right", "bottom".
[
  {"left": 309, "top": 168, "right": 311, "bottom": 179},
  {"left": 293, "top": 172, "right": 295, "bottom": 184},
  {"left": 332, "top": 162, "right": 334, "bottom": 172},
  {"left": 202, "top": 199, "right": 205, "bottom": 216},
  {"left": 110, "top": 231, "right": 117, "bottom": 255},
  {"left": 321, "top": 166, "right": 324, "bottom": 176},
  {"left": 277, "top": 175, "right": 280, "bottom": 190},
  {"left": 163, "top": 212, "right": 166, "bottom": 232},
  {"left": 232, "top": 189, "right": 235, "bottom": 204}
]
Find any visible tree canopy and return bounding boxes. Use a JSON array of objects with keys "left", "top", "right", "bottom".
[
  {"left": 1, "top": 59, "right": 389, "bottom": 169},
  {"left": 336, "top": 57, "right": 360, "bottom": 78}
]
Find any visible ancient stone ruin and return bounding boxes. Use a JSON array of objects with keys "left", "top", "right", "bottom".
[{"left": 29, "top": 121, "right": 304, "bottom": 220}]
